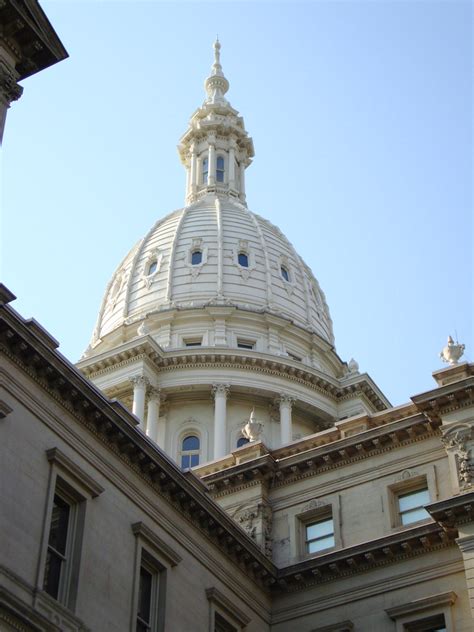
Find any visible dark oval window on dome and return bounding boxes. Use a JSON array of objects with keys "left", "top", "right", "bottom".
[
  {"left": 237, "top": 437, "right": 250, "bottom": 448},
  {"left": 281, "top": 266, "right": 290, "bottom": 282},
  {"left": 191, "top": 250, "right": 202, "bottom": 265},
  {"left": 238, "top": 252, "right": 249, "bottom": 268},
  {"left": 147, "top": 260, "right": 158, "bottom": 275}
]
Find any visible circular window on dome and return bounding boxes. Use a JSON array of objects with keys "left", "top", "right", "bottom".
[
  {"left": 147, "top": 260, "right": 158, "bottom": 276},
  {"left": 238, "top": 252, "right": 249, "bottom": 268},
  {"left": 191, "top": 250, "right": 202, "bottom": 265},
  {"left": 280, "top": 266, "right": 290, "bottom": 282}
]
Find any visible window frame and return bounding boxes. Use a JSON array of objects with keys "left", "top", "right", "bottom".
[
  {"left": 304, "top": 515, "right": 335, "bottom": 555},
  {"left": 236, "top": 338, "right": 255, "bottom": 351},
  {"left": 202, "top": 157, "right": 209, "bottom": 184},
  {"left": 237, "top": 252, "right": 249, "bottom": 268},
  {"left": 37, "top": 448, "right": 104, "bottom": 613},
  {"left": 386, "top": 472, "right": 435, "bottom": 530},
  {"left": 280, "top": 265, "right": 290, "bottom": 282},
  {"left": 180, "top": 434, "right": 201, "bottom": 469},
  {"left": 297, "top": 498, "right": 341, "bottom": 560},
  {"left": 385, "top": 591, "right": 456, "bottom": 632},
  {"left": 183, "top": 338, "right": 203, "bottom": 348},
  {"left": 191, "top": 250, "right": 203, "bottom": 266},
  {"left": 131, "top": 522, "right": 182, "bottom": 632},
  {"left": 216, "top": 155, "right": 225, "bottom": 183},
  {"left": 206, "top": 587, "right": 250, "bottom": 632}
]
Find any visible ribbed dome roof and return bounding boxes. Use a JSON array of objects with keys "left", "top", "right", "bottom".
[{"left": 90, "top": 195, "right": 334, "bottom": 348}]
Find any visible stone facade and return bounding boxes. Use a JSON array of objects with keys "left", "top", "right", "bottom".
[{"left": 2, "top": 10, "right": 474, "bottom": 632}]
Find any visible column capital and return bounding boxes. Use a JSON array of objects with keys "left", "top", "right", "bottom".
[
  {"left": 212, "top": 383, "right": 230, "bottom": 399},
  {"left": 148, "top": 387, "right": 164, "bottom": 402},
  {"left": 0, "top": 60, "right": 23, "bottom": 106},
  {"left": 276, "top": 394, "right": 296, "bottom": 408},
  {"left": 130, "top": 375, "right": 150, "bottom": 389}
]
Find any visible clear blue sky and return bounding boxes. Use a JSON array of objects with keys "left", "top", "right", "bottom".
[{"left": 2, "top": 0, "right": 472, "bottom": 406}]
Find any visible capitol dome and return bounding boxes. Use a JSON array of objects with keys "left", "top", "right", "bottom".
[
  {"left": 90, "top": 199, "right": 333, "bottom": 350},
  {"left": 79, "top": 41, "right": 388, "bottom": 466}
]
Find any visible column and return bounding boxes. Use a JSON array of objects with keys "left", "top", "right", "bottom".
[
  {"left": 228, "top": 139, "right": 236, "bottom": 190},
  {"left": 212, "top": 384, "right": 230, "bottom": 459},
  {"left": 278, "top": 395, "right": 295, "bottom": 446},
  {"left": 208, "top": 139, "right": 216, "bottom": 186},
  {"left": 146, "top": 388, "right": 161, "bottom": 444},
  {"left": 239, "top": 161, "right": 246, "bottom": 201},
  {"left": 190, "top": 143, "right": 197, "bottom": 195},
  {"left": 130, "top": 375, "right": 149, "bottom": 430}
]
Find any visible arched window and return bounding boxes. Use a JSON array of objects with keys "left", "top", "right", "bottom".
[
  {"left": 238, "top": 252, "right": 249, "bottom": 268},
  {"left": 191, "top": 250, "right": 202, "bottom": 265},
  {"left": 216, "top": 156, "right": 225, "bottom": 182},
  {"left": 280, "top": 266, "right": 290, "bottom": 282},
  {"left": 237, "top": 437, "right": 249, "bottom": 448},
  {"left": 181, "top": 435, "right": 200, "bottom": 469},
  {"left": 202, "top": 157, "right": 208, "bottom": 184},
  {"left": 147, "top": 260, "right": 157, "bottom": 275}
]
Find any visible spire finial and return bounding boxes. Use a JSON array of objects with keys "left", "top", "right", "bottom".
[{"left": 205, "top": 38, "right": 229, "bottom": 104}]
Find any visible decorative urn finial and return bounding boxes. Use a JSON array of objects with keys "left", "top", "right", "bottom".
[
  {"left": 347, "top": 358, "right": 360, "bottom": 375},
  {"left": 242, "top": 408, "right": 264, "bottom": 442},
  {"left": 440, "top": 335, "right": 465, "bottom": 366}
]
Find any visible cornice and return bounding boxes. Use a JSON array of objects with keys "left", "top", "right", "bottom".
[
  {"left": 411, "top": 376, "right": 474, "bottom": 421},
  {"left": 426, "top": 491, "right": 474, "bottom": 529},
  {"left": 0, "top": 0, "right": 68, "bottom": 80},
  {"left": 274, "top": 522, "right": 455, "bottom": 592},
  {"left": 200, "top": 414, "right": 441, "bottom": 495},
  {"left": 79, "top": 340, "right": 388, "bottom": 412}
]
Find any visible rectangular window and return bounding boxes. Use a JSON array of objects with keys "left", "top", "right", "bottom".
[
  {"left": 136, "top": 554, "right": 160, "bottom": 632},
  {"left": 43, "top": 493, "right": 73, "bottom": 600},
  {"left": 403, "top": 614, "right": 446, "bottom": 631},
  {"left": 305, "top": 516, "right": 335, "bottom": 554},
  {"left": 215, "top": 612, "right": 238, "bottom": 632},
  {"left": 287, "top": 351, "right": 302, "bottom": 361},
  {"left": 237, "top": 339, "right": 255, "bottom": 350},
  {"left": 398, "top": 487, "right": 430, "bottom": 526},
  {"left": 184, "top": 338, "right": 202, "bottom": 347}
]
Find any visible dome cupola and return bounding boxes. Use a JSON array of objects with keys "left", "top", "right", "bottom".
[{"left": 178, "top": 39, "right": 254, "bottom": 205}]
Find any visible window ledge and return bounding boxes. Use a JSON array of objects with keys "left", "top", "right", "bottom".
[{"left": 34, "top": 589, "right": 91, "bottom": 632}]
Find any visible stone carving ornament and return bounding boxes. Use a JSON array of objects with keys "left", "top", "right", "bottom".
[
  {"left": 440, "top": 335, "right": 465, "bottom": 366},
  {"left": 441, "top": 424, "right": 474, "bottom": 490},
  {"left": 241, "top": 409, "right": 264, "bottom": 442}
]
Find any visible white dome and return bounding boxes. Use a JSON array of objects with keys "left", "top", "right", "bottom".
[{"left": 90, "top": 195, "right": 334, "bottom": 349}]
